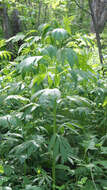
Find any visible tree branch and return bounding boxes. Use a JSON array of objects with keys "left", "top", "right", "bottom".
[{"left": 74, "top": 0, "right": 91, "bottom": 15}]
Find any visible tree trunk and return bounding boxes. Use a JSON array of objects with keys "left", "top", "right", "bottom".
[
  {"left": 0, "top": 3, "right": 11, "bottom": 38},
  {"left": 91, "top": 0, "right": 107, "bottom": 33},
  {"left": 79, "top": 0, "right": 84, "bottom": 28},
  {"left": 37, "top": 0, "right": 42, "bottom": 27},
  {"left": 44, "top": 4, "right": 48, "bottom": 22},
  {"left": 88, "top": 0, "right": 104, "bottom": 75},
  {"left": 11, "top": 9, "right": 22, "bottom": 35}
]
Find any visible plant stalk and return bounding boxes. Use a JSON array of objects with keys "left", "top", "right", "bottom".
[{"left": 52, "top": 100, "right": 57, "bottom": 190}]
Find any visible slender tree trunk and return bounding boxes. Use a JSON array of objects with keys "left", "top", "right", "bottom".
[
  {"left": 79, "top": 0, "right": 84, "bottom": 28},
  {"left": 0, "top": 3, "right": 11, "bottom": 38},
  {"left": 88, "top": 0, "right": 104, "bottom": 74},
  {"left": 44, "top": 4, "right": 48, "bottom": 22},
  {"left": 91, "top": 0, "right": 107, "bottom": 33},
  {"left": 37, "top": 0, "right": 42, "bottom": 27},
  {"left": 11, "top": 9, "right": 22, "bottom": 35}
]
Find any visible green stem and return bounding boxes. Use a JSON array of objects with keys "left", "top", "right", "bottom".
[
  {"left": 52, "top": 100, "right": 57, "bottom": 190},
  {"left": 53, "top": 100, "right": 57, "bottom": 134},
  {"left": 52, "top": 158, "right": 56, "bottom": 190},
  {"left": 90, "top": 168, "right": 98, "bottom": 190},
  {"left": 24, "top": 160, "right": 27, "bottom": 175}
]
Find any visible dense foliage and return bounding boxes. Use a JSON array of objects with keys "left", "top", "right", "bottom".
[{"left": 0, "top": 1, "right": 107, "bottom": 190}]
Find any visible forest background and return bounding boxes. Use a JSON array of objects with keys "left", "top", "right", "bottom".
[{"left": 0, "top": 0, "right": 107, "bottom": 190}]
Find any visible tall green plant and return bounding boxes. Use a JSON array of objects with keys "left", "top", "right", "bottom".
[{"left": 0, "top": 20, "right": 107, "bottom": 190}]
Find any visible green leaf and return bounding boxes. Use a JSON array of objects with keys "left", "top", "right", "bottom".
[
  {"left": 10, "top": 140, "right": 40, "bottom": 158},
  {"left": 40, "top": 45, "right": 57, "bottom": 58},
  {"left": 5, "top": 95, "right": 29, "bottom": 104},
  {"left": 4, "top": 165, "right": 14, "bottom": 176},
  {"left": 63, "top": 122, "right": 80, "bottom": 134},
  {"left": 82, "top": 180, "right": 96, "bottom": 190},
  {"left": 82, "top": 139, "right": 97, "bottom": 151},
  {"left": 95, "top": 160, "right": 107, "bottom": 169},
  {"left": 19, "top": 103, "right": 39, "bottom": 112},
  {"left": 48, "top": 73, "right": 54, "bottom": 88},
  {"left": 25, "top": 185, "right": 43, "bottom": 190},
  {"left": 53, "top": 137, "right": 60, "bottom": 159},
  {"left": 25, "top": 36, "right": 41, "bottom": 43},
  {"left": 0, "top": 165, "right": 4, "bottom": 174},
  {"left": 18, "top": 43, "right": 28, "bottom": 54},
  {"left": 0, "top": 115, "right": 11, "bottom": 127},
  {"left": 0, "top": 177, "right": 9, "bottom": 186},
  {"left": 17, "top": 56, "right": 43, "bottom": 74},
  {"left": 63, "top": 15, "right": 73, "bottom": 34},
  {"left": 101, "top": 147, "right": 107, "bottom": 154},
  {"left": 96, "top": 180, "right": 107, "bottom": 189},
  {"left": 2, "top": 187, "right": 12, "bottom": 190},
  {"left": 103, "top": 96, "right": 107, "bottom": 107},
  {"left": 39, "top": 88, "right": 61, "bottom": 108},
  {"left": 0, "top": 51, "right": 11, "bottom": 60},
  {"left": 58, "top": 136, "right": 73, "bottom": 163},
  {"left": 57, "top": 48, "right": 78, "bottom": 68},
  {"left": 48, "top": 134, "right": 57, "bottom": 152},
  {"left": 67, "top": 95, "right": 93, "bottom": 107},
  {"left": 38, "top": 23, "right": 52, "bottom": 37},
  {"left": 51, "top": 28, "right": 68, "bottom": 41},
  {"left": 32, "top": 73, "right": 47, "bottom": 86},
  {"left": 60, "top": 141, "right": 67, "bottom": 163},
  {"left": 55, "top": 164, "right": 70, "bottom": 171},
  {"left": 6, "top": 33, "right": 25, "bottom": 43}
]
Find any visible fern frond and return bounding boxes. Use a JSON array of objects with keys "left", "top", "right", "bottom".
[
  {"left": 0, "top": 51, "right": 11, "bottom": 60},
  {"left": 6, "top": 33, "right": 25, "bottom": 43}
]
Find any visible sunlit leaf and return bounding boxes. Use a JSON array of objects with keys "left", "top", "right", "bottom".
[
  {"left": 5, "top": 95, "right": 29, "bottom": 104},
  {"left": 0, "top": 165, "right": 4, "bottom": 174},
  {"left": 25, "top": 185, "right": 43, "bottom": 190},
  {"left": 17, "top": 56, "right": 43, "bottom": 75},
  {"left": 103, "top": 97, "right": 107, "bottom": 107},
  {"left": 39, "top": 88, "right": 61, "bottom": 108},
  {"left": 6, "top": 33, "right": 25, "bottom": 43},
  {"left": 51, "top": 28, "right": 68, "bottom": 41}
]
